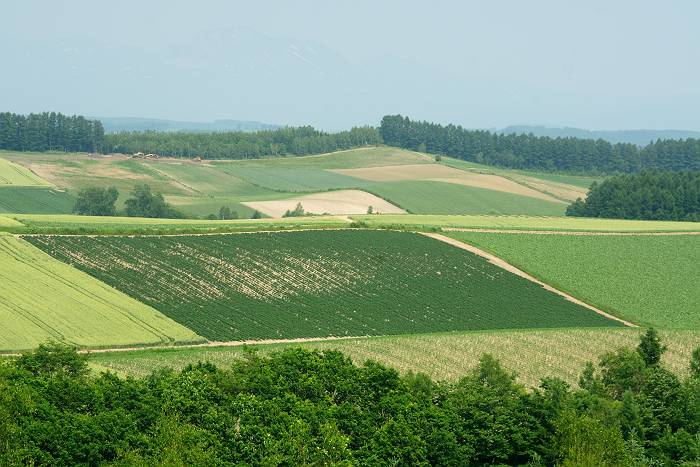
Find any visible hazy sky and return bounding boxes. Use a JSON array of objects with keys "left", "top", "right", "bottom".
[{"left": 3, "top": 0, "right": 700, "bottom": 130}]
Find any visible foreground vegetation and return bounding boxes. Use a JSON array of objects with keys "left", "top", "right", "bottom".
[
  {"left": 26, "top": 230, "right": 619, "bottom": 341},
  {"left": 567, "top": 170, "right": 700, "bottom": 221},
  {"left": 446, "top": 232, "right": 700, "bottom": 329},
  {"left": 3, "top": 333, "right": 700, "bottom": 465}
]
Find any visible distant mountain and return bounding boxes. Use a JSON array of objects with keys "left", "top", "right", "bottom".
[
  {"left": 97, "top": 117, "right": 280, "bottom": 133},
  {"left": 499, "top": 125, "right": 700, "bottom": 145}
]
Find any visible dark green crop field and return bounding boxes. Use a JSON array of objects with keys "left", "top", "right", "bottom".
[{"left": 26, "top": 230, "right": 621, "bottom": 341}]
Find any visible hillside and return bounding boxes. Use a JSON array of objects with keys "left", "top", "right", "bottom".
[{"left": 3, "top": 147, "right": 589, "bottom": 218}]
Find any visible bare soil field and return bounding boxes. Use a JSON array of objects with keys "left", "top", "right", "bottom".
[
  {"left": 242, "top": 189, "right": 405, "bottom": 217},
  {"left": 332, "top": 164, "right": 564, "bottom": 203}
]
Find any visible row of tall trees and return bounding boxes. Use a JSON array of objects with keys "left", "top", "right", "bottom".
[
  {"left": 104, "top": 125, "right": 381, "bottom": 159},
  {"left": 380, "top": 115, "right": 700, "bottom": 174},
  {"left": 567, "top": 170, "right": 700, "bottom": 221},
  {"left": 0, "top": 112, "right": 105, "bottom": 152},
  {"left": 1, "top": 330, "right": 698, "bottom": 465}
]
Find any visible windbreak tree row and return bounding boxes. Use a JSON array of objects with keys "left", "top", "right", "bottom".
[
  {"left": 380, "top": 114, "right": 700, "bottom": 174},
  {"left": 0, "top": 112, "right": 104, "bottom": 152},
  {"left": 104, "top": 125, "right": 381, "bottom": 159}
]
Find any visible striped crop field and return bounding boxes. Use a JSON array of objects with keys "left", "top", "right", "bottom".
[
  {"left": 0, "top": 233, "right": 202, "bottom": 351},
  {"left": 0, "top": 158, "right": 52, "bottom": 186},
  {"left": 26, "top": 230, "right": 622, "bottom": 342}
]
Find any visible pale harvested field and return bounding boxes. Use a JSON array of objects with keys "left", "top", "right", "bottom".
[
  {"left": 27, "top": 162, "right": 149, "bottom": 185},
  {"left": 89, "top": 329, "right": 700, "bottom": 388},
  {"left": 510, "top": 175, "right": 588, "bottom": 202},
  {"left": 242, "top": 189, "right": 405, "bottom": 218},
  {"left": 332, "top": 164, "right": 564, "bottom": 203}
]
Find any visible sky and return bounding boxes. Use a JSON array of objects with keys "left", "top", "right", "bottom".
[{"left": 2, "top": 0, "right": 700, "bottom": 130}]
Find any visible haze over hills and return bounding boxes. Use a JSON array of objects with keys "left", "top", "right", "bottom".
[
  {"left": 499, "top": 125, "right": 700, "bottom": 145},
  {"left": 97, "top": 116, "right": 280, "bottom": 133}
]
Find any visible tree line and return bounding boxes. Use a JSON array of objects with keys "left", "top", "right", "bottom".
[
  {"left": 1, "top": 330, "right": 699, "bottom": 465},
  {"left": 0, "top": 112, "right": 105, "bottom": 152},
  {"left": 567, "top": 170, "right": 700, "bottom": 221},
  {"left": 380, "top": 115, "right": 700, "bottom": 174},
  {"left": 103, "top": 125, "right": 381, "bottom": 159}
]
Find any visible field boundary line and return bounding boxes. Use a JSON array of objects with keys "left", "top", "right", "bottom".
[
  {"left": 442, "top": 228, "right": 700, "bottom": 236},
  {"left": 421, "top": 232, "right": 637, "bottom": 327},
  {"left": 0, "top": 335, "right": 368, "bottom": 356}
]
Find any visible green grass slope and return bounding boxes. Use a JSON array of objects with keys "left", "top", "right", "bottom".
[
  {"left": 0, "top": 187, "right": 75, "bottom": 214},
  {"left": 368, "top": 181, "right": 567, "bottom": 216},
  {"left": 0, "top": 158, "right": 52, "bottom": 186},
  {"left": 445, "top": 232, "right": 700, "bottom": 329},
  {"left": 26, "top": 230, "right": 621, "bottom": 342},
  {"left": 0, "top": 234, "right": 202, "bottom": 351}
]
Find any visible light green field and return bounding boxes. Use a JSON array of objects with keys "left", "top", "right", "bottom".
[
  {"left": 0, "top": 216, "right": 23, "bottom": 228},
  {"left": 352, "top": 214, "right": 700, "bottom": 232},
  {"left": 89, "top": 328, "right": 700, "bottom": 388},
  {"left": 0, "top": 158, "right": 52, "bottom": 186},
  {"left": 0, "top": 234, "right": 202, "bottom": 351},
  {"left": 220, "top": 167, "right": 368, "bottom": 192},
  {"left": 213, "top": 146, "right": 432, "bottom": 170},
  {"left": 145, "top": 162, "right": 276, "bottom": 197},
  {"left": 367, "top": 181, "right": 567, "bottom": 216},
  {"left": 4, "top": 213, "right": 350, "bottom": 234},
  {"left": 446, "top": 232, "right": 700, "bottom": 329}
]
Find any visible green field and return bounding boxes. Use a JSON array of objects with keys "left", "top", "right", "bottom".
[
  {"left": 213, "top": 146, "right": 432, "bottom": 170},
  {"left": 89, "top": 328, "right": 700, "bottom": 387},
  {"left": 439, "top": 156, "right": 603, "bottom": 189},
  {"left": 6, "top": 213, "right": 348, "bottom": 234},
  {"left": 445, "top": 232, "right": 700, "bottom": 328},
  {"left": 145, "top": 162, "right": 276, "bottom": 197},
  {"left": 0, "top": 216, "right": 23, "bottom": 228},
  {"left": 368, "top": 181, "right": 567, "bottom": 216},
  {"left": 26, "top": 230, "right": 620, "bottom": 341},
  {"left": 0, "top": 158, "right": 52, "bottom": 186},
  {"left": 0, "top": 187, "right": 75, "bottom": 214},
  {"left": 352, "top": 214, "right": 700, "bottom": 232},
  {"left": 220, "top": 167, "right": 368, "bottom": 192},
  {"left": 0, "top": 233, "right": 202, "bottom": 351}
]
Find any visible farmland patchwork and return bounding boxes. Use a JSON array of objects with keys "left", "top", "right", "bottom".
[{"left": 26, "top": 230, "right": 622, "bottom": 342}]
